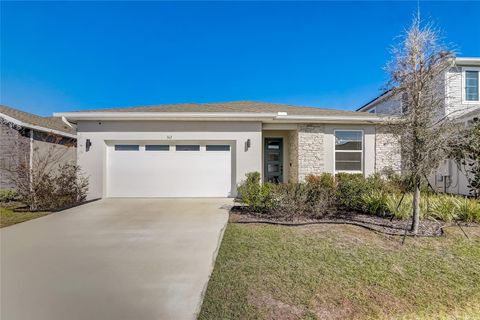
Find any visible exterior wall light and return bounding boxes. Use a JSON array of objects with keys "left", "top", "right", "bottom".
[
  {"left": 245, "top": 139, "right": 251, "bottom": 151},
  {"left": 86, "top": 139, "right": 92, "bottom": 152}
]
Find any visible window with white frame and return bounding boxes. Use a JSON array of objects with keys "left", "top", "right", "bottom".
[
  {"left": 463, "top": 68, "right": 479, "bottom": 102},
  {"left": 335, "top": 130, "right": 363, "bottom": 172},
  {"left": 368, "top": 108, "right": 376, "bottom": 114}
]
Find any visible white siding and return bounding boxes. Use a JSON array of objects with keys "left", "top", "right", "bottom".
[{"left": 445, "top": 66, "right": 480, "bottom": 118}]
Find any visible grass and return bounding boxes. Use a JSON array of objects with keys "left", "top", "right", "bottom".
[
  {"left": 199, "top": 223, "right": 480, "bottom": 320},
  {"left": 0, "top": 204, "right": 49, "bottom": 228}
]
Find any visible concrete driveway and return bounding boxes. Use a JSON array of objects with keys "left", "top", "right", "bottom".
[{"left": 1, "top": 198, "right": 230, "bottom": 320}]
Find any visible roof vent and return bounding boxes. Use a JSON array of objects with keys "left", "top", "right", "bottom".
[{"left": 277, "top": 112, "right": 288, "bottom": 116}]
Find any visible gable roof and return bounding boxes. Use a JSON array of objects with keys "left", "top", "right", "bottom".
[
  {"left": 356, "top": 90, "right": 393, "bottom": 112},
  {"left": 0, "top": 105, "right": 76, "bottom": 137}
]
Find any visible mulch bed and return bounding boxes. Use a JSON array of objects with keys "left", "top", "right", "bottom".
[
  {"left": 12, "top": 198, "right": 100, "bottom": 213},
  {"left": 229, "top": 206, "right": 474, "bottom": 237}
]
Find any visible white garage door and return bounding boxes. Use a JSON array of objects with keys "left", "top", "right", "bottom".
[{"left": 107, "top": 141, "right": 233, "bottom": 197}]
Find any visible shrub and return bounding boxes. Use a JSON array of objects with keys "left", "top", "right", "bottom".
[
  {"left": 53, "top": 163, "right": 89, "bottom": 208},
  {"left": 274, "top": 182, "right": 334, "bottom": 219},
  {"left": 428, "top": 194, "right": 459, "bottom": 222},
  {"left": 306, "top": 173, "right": 336, "bottom": 192},
  {"left": 386, "top": 193, "right": 413, "bottom": 220},
  {"left": 362, "top": 190, "right": 389, "bottom": 216},
  {"left": 273, "top": 183, "right": 310, "bottom": 219},
  {"left": 0, "top": 189, "right": 19, "bottom": 202},
  {"left": 17, "top": 162, "right": 89, "bottom": 211},
  {"left": 236, "top": 172, "right": 275, "bottom": 212},
  {"left": 455, "top": 197, "right": 480, "bottom": 223},
  {"left": 335, "top": 173, "right": 367, "bottom": 211}
]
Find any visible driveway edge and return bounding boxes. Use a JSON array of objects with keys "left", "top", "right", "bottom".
[{"left": 193, "top": 212, "right": 229, "bottom": 319}]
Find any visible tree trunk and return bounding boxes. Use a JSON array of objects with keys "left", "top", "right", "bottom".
[{"left": 411, "top": 176, "right": 421, "bottom": 234}]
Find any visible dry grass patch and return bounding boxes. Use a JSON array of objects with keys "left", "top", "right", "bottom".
[
  {"left": 199, "top": 223, "right": 480, "bottom": 320},
  {"left": 0, "top": 204, "right": 49, "bottom": 228}
]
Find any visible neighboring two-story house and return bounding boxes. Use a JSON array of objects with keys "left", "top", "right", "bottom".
[{"left": 357, "top": 57, "right": 480, "bottom": 196}]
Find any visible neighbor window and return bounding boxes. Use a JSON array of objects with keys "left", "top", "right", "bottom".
[
  {"left": 145, "top": 145, "right": 169, "bottom": 151},
  {"left": 335, "top": 130, "right": 363, "bottom": 172},
  {"left": 206, "top": 145, "right": 230, "bottom": 151},
  {"left": 114, "top": 144, "right": 139, "bottom": 151},
  {"left": 465, "top": 70, "right": 479, "bottom": 101},
  {"left": 368, "top": 108, "right": 376, "bottom": 114},
  {"left": 176, "top": 145, "right": 200, "bottom": 151}
]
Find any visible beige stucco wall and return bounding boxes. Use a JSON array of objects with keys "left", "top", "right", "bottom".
[
  {"left": 77, "top": 120, "right": 398, "bottom": 199},
  {"left": 76, "top": 120, "right": 263, "bottom": 199}
]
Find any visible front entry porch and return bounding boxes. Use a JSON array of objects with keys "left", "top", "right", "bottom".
[{"left": 262, "top": 128, "right": 297, "bottom": 183}]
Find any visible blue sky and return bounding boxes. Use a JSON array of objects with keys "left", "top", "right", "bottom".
[{"left": 1, "top": 1, "right": 479, "bottom": 116}]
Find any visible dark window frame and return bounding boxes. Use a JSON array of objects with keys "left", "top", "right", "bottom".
[
  {"left": 145, "top": 145, "right": 170, "bottom": 151},
  {"left": 114, "top": 144, "right": 140, "bottom": 151},
  {"left": 206, "top": 145, "right": 230, "bottom": 151},
  {"left": 175, "top": 145, "right": 200, "bottom": 151}
]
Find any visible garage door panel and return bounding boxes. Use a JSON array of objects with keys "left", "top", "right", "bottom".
[{"left": 107, "top": 142, "right": 232, "bottom": 197}]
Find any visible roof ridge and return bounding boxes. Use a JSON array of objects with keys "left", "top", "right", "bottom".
[{"left": 0, "top": 104, "right": 76, "bottom": 136}]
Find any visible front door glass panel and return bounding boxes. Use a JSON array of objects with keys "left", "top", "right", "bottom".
[{"left": 264, "top": 138, "right": 283, "bottom": 183}]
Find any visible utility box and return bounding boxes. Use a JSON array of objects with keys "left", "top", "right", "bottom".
[{"left": 438, "top": 159, "right": 451, "bottom": 177}]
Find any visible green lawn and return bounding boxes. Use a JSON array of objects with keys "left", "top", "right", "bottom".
[
  {"left": 0, "top": 205, "right": 49, "bottom": 228},
  {"left": 199, "top": 223, "right": 480, "bottom": 320}
]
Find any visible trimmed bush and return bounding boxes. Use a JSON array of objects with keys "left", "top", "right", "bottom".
[
  {"left": 335, "top": 173, "right": 367, "bottom": 211},
  {"left": 0, "top": 189, "right": 19, "bottom": 202},
  {"left": 236, "top": 172, "right": 335, "bottom": 219},
  {"left": 305, "top": 173, "right": 336, "bottom": 192},
  {"left": 274, "top": 181, "right": 334, "bottom": 219},
  {"left": 236, "top": 172, "right": 275, "bottom": 212}
]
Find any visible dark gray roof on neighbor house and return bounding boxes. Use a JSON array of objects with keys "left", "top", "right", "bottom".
[
  {"left": 0, "top": 105, "right": 76, "bottom": 136},
  {"left": 73, "top": 101, "right": 374, "bottom": 117}
]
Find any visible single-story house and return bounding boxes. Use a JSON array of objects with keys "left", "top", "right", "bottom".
[
  {"left": 55, "top": 102, "right": 401, "bottom": 199},
  {"left": 0, "top": 105, "right": 77, "bottom": 189}
]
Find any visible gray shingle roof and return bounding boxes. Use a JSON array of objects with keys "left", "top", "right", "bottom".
[
  {"left": 75, "top": 101, "right": 374, "bottom": 117},
  {"left": 0, "top": 105, "right": 76, "bottom": 136}
]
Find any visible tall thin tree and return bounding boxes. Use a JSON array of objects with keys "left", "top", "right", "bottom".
[{"left": 386, "top": 16, "right": 455, "bottom": 234}]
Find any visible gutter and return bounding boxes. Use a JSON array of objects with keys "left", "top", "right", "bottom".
[
  {"left": 455, "top": 57, "right": 480, "bottom": 66},
  {"left": 273, "top": 114, "right": 388, "bottom": 123},
  {"left": 0, "top": 112, "right": 77, "bottom": 139},
  {"left": 53, "top": 112, "right": 279, "bottom": 121},
  {"left": 54, "top": 111, "right": 389, "bottom": 124}
]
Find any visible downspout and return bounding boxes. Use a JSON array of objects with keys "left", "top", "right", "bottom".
[{"left": 61, "top": 116, "right": 74, "bottom": 128}]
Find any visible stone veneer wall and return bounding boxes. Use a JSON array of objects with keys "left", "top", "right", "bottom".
[
  {"left": 297, "top": 124, "right": 325, "bottom": 181},
  {"left": 375, "top": 125, "right": 402, "bottom": 173},
  {"left": 0, "top": 122, "right": 30, "bottom": 189},
  {"left": 287, "top": 130, "right": 299, "bottom": 182}
]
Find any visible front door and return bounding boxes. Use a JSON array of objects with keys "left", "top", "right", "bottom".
[{"left": 264, "top": 138, "right": 283, "bottom": 183}]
